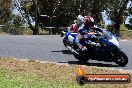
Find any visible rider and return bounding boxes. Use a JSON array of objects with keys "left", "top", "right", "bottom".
[
  {"left": 66, "top": 15, "right": 100, "bottom": 51},
  {"left": 69, "top": 15, "right": 84, "bottom": 33},
  {"left": 66, "top": 15, "right": 84, "bottom": 46},
  {"left": 75, "top": 16, "right": 100, "bottom": 51},
  {"left": 69, "top": 20, "right": 79, "bottom": 33}
]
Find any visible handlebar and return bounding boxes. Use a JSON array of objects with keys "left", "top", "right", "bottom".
[{"left": 60, "top": 31, "right": 66, "bottom": 37}]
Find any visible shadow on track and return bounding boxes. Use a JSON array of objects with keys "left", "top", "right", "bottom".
[
  {"left": 52, "top": 50, "right": 123, "bottom": 67},
  {"left": 58, "top": 61, "right": 121, "bottom": 67},
  {"left": 51, "top": 50, "right": 72, "bottom": 54}
]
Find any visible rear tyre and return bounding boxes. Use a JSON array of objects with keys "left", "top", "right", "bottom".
[
  {"left": 112, "top": 49, "right": 128, "bottom": 66},
  {"left": 73, "top": 50, "right": 89, "bottom": 62},
  {"left": 63, "top": 37, "right": 68, "bottom": 47}
]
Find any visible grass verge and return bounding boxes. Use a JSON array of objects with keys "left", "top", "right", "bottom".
[
  {"left": 116, "top": 24, "right": 132, "bottom": 39},
  {"left": 0, "top": 57, "right": 131, "bottom": 88},
  {"left": 120, "top": 30, "right": 132, "bottom": 39}
]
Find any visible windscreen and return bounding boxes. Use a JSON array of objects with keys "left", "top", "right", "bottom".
[{"left": 102, "top": 30, "right": 113, "bottom": 39}]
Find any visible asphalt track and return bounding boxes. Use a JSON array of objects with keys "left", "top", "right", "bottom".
[{"left": 0, "top": 35, "right": 132, "bottom": 71}]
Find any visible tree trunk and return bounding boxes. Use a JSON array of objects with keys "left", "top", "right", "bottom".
[
  {"left": 33, "top": 13, "right": 39, "bottom": 35},
  {"left": 114, "top": 16, "right": 121, "bottom": 36},
  {"left": 32, "top": 0, "right": 39, "bottom": 35},
  {"left": 114, "top": 23, "right": 120, "bottom": 36},
  {"left": 27, "top": 21, "right": 39, "bottom": 35},
  {"left": 33, "top": 27, "right": 39, "bottom": 35}
]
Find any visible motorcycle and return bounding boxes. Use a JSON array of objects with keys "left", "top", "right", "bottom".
[{"left": 61, "top": 28, "right": 128, "bottom": 66}]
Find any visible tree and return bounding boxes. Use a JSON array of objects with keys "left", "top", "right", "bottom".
[
  {"left": 127, "top": 0, "right": 132, "bottom": 15},
  {"left": 2, "top": 14, "right": 25, "bottom": 34},
  {"left": 14, "top": 0, "right": 39, "bottom": 35},
  {"left": 10, "top": 14, "right": 25, "bottom": 34},
  {"left": 38, "top": 0, "right": 75, "bottom": 27},
  {"left": 0, "top": 0, "right": 12, "bottom": 24},
  {"left": 105, "top": 0, "right": 130, "bottom": 35},
  {"left": 15, "top": 0, "right": 129, "bottom": 35},
  {"left": 38, "top": 0, "right": 107, "bottom": 27},
  {"left": 76, "top": 0, "right": 107, "bottom": 25}
]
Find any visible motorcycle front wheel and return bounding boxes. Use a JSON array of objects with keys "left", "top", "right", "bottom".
[{"left": 112, "top": 49, "right": 128, "bottom": 66}]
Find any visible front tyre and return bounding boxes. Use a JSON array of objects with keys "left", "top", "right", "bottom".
[{"left": 112, "top": 49, "right": 128, "bottom": 66}]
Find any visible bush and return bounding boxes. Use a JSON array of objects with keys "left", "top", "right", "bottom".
[
  {"left": 106, "top": 24, "right": 115, "bottom": 33},
  {"left": 125, "top": 24, "right": 132, "bottom": 30}
]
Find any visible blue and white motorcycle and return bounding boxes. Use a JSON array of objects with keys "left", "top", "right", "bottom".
[{"left": 61, "top": 28, "right": 128, "bottom": 66}]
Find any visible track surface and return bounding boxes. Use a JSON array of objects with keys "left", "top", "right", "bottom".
[{"left": 0, "top": 35, "right": 131, "bottom": 70}]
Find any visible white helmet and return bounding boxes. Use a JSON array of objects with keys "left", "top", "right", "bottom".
[
  {"left": 77, "top": 15, "right": 84, "bottom": 22},
  {"left": 77, "top": 15, "right": 84, "bottom": 26}
]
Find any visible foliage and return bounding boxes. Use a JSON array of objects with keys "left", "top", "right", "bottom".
[
  {"left": 127, "top": 18, "right": 132, "bottom": 30},
  {"left": 125, "top": 1, "right": 132, "bottom": 30},
  {"left": 2, "top": 14, "right": 25, "bottom": 35},
  {"left": 38, "top": 0, "right": 108, "bottom": 26},
  {"left": 13, "top": 0, "right": 37, "bottom": 34},
  {"left": 0, "top": 0, "right": 12, "bottom": 24},
  {"left": 15, "top": 0, "right": 108, "bottom": 34},
  {"left": 0, "top": 0, "right": 27, "bottom": 35},
  {"left": 129, "top": 17, "right": 132, "bottom": 24},
  {"left": 105, "top": 0, "right": 129, "bottom": 34},
  {"left": 1, "top": 0, "right": 132, "bottom": 35},
  {"left": 127, "top": 0, "right": 132, "bottom": 15}
]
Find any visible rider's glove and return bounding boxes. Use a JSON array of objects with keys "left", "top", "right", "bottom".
[
  {"left": 91, "top": 35, "right": 97, "bottom": 39},
  {"left": 81, "top": 46, "right": 87, "bottom": 51},
  {"left": 83, "top": 34, "right": 88, "bottom": 38}
]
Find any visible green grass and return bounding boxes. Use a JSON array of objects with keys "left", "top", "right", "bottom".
[{"left": 0, "top": 57, "right": 131, "bottom": 88}]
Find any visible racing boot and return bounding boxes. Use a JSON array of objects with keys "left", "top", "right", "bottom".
[
  {"left": 81, "top": 46, "right": 87, "bottom": 51},
  {"left": 76, "top": 45, "right": 87, "bottom": 54}
]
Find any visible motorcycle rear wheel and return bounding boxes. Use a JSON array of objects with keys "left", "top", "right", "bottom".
[
  {"left": 73, "top": 51, "right": 89, "bottom": 62},
  {"left": 63, "top": 37, "right": 68, "bottom": 47}
]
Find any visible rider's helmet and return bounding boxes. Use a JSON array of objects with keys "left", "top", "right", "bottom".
[
  {"left": 77, "top": 15, "right": 84, "bottom": 26},
  {"left": 77, "top": 15, "right": 84, "bottom": 21},
  {"left": 83, "top": 16, "right": 95, "bottom": 28}
]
